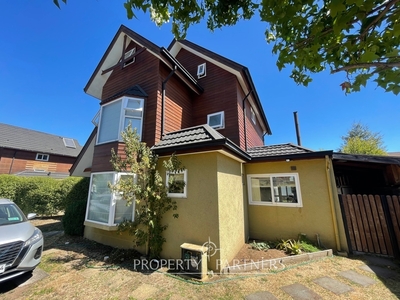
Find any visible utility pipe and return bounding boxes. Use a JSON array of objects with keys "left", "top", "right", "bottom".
[{"left": 242, "top": 90, "right": 252, "bottom": 152}]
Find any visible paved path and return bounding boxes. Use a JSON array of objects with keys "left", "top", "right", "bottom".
[{"left": 245, "top": 256, "right": 399, "bottom": 299}]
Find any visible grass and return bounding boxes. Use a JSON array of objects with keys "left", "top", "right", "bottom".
[{"left": 8, "top": 219, "right": 398, "bottom": 300}]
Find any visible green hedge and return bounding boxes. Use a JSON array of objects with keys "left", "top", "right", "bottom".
[
  {"left": 0, "top": 175, "right": 89, "bottom": 216},
  {"left": 62, "top": 198, "right": 88, "bottom": 236}
]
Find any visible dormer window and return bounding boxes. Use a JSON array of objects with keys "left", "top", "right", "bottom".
[
  {"left": 36, "top": 153, "right": 49, "bottom": 161},
  {"left": 207, "top": 111, "right": 225, "bottom": 130},
  {"left": 197, "top": 63, "right": 206, "bottom": 78},
  {"left": 123, "top": 48, "right": 136, "bottom": 67}
]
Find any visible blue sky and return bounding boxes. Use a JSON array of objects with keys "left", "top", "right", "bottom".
[{"left": 1, "top": 2, "right": 399, "bottom": 152}]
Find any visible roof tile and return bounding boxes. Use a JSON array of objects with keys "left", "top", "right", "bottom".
[
  {"left": 152, "top": 125, "right": 224, "bottom": 150},
  {"left": 248, "top": 143, "right": 314, "bottom": 158},
  {"left": 0, "top": 123, "right": 82, "bottom": 157}
]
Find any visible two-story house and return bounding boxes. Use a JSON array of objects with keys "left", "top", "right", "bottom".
[
  {"left": 0, "top": 123, "right": 82, "bottom": 178},
  {"left": 71, "top": 25, "right": 351, "bottom": 271}
]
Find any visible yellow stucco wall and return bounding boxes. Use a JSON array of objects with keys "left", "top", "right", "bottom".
[
  {"left": 159, "top": 152, "right": 220, "bottom": 270},
  {"left": 83, "top": 151, "right": 247, "bottom": 271},
  {"left": 83, "top": 151, "right": 347, "bottom": 271},
  {"left": 245, "top": 158, "right": 339, "bottom": 250},
  {"left": 159, "top": 152, "right": 246, "bottom": 271},
  {"left": 216, "top": 153, "right": 246, "bottom": 270},
  {"left": 84, "top": 225, "right": 146, "bottom": 254}
]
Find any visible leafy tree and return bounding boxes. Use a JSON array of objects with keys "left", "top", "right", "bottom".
[
  {"left": 339, "top": 122, "right": 387, "bottom": 155},
  {"left": 109, "top": 125, "right": 184, "bottom": 258},
  {"left": 54, "top": 0, "right": 400, "bottom": 94}
]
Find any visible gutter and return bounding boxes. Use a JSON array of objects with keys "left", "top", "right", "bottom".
[
  {"left": 249, "top": 150, "right": 334, "bottom": 162},
  {"left": 242, "top": 90, "right": 252, "bottom": 152}
]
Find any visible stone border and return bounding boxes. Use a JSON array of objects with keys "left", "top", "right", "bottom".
[{"left": 221, "top": 249, "right": 333, "bottom": 274}]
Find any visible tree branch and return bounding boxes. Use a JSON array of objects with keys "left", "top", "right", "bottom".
[
  {"left": 359, "top": 0, "right": 400, "bottom": 41},
  {"left": 331, "top": 60, "right": 400, "bottom": 74}
]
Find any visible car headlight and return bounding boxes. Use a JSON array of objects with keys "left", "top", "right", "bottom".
[{"left": 23, "top": 228, "right": 43, "bottom": 247}]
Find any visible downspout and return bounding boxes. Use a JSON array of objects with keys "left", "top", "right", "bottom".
[
  {"left": 242, "top": 90, "right": 252, "bottom": 152},
  {"left": 325, "top": 155, "right": 341, "bottom": 251},
  {"left": 9, "top": 150, "right": 17, "bottom": 174},
  {"left": 161, "top": 65, "right": 177, "bottom": 139}
]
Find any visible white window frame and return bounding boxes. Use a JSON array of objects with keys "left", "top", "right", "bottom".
[
  {"left": 92, "top": 109, "right": 100, "bottom": 126},
  {"left": 207, "top": 111, "right": 225, "bottom": 130},
  {"left": 85, "top": 172, "right": 136, "bottom": 226},
  {"left": 167, "top": 170, "right": 187, "bottom": 198},
  {"left": 250, "top": 107, "right": 256, "bottom": 125},
  {"left": 197, "top": 63, "right": 206, "bottom": 78},
  {"left": 123, "top": 47, "right": 136, "bottom": 67},
  {"left": 96, "top": 96, "right": 144, "bottom": 145},
  {"left": 247, "top": 173, "right": 303, "bottom": 207},
  {"left": 35, "top": 153, "right": 49, "bottom": 161}
]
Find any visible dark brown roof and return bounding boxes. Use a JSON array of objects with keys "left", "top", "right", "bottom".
[
  {"left": 152, "top": 125, "right": 250, "bottom": 159},
  {"left": 152, "top": 126, "right": 333, "bottom": 162},
  {"left": 247, "top": 143, "right": 314, "bottom": 158},
  {"left": 152, "top": 124, "right": 225, "bottom": 150},
  {"left": 103, "top": 85, "right": 148, "bottom": 104}
]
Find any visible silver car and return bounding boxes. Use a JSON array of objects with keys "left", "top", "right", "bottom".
[{"left": 0, "top": 199, "right": 43, "bottom": 283}]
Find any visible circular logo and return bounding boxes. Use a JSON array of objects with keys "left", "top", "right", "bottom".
[{"left": 202, "top": 241, "right": 218, "bottom": 257}]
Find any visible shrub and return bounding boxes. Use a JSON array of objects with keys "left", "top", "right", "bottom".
[
  {"left": 250, "top": 240, "right": 270, "bottom": 251},
  {"left": 0, "top": 175, "right": 89, "bottom": 217},
  {"left": 14, "top": 177, "right": 60, "bottom": 216},
  {"left": 0, "top": 175, "right": 24, "bottom": 199},
  {"left": 57, "top": 177, "right": 89, "bottom": 210},
  {"left": 276, "top": 239, "right": 303, "bottom": 255},
  {"left": 62, "top": 198, "right": 87, "bottom": 236}
]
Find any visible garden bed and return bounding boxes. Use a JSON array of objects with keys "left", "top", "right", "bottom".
[{"left": 222, "top": 240, "right": 332, "bottom": 274}]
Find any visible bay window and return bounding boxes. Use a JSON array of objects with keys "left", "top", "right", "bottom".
[
  {"left": 86, "top": 172, "right": 135, "bottom": 226},
  {"left": 97, "top": 96, "right": 144, "bottom": 144},
  {"left": 247, "top": 173, "right": 302, "bottom": 207}
]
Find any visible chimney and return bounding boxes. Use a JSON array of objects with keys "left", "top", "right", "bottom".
[{"left": 293, "top": 111, "right": 302, "bottom": 146}]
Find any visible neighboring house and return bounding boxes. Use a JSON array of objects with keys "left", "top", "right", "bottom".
[
  {"left": 71, "top": 25, "right": 400, "bottom": 271},
  {"left": 0, "top": 123, "right": 82, "bottom": 179}
]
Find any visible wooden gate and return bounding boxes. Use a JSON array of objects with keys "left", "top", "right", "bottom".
[{"left": 339, "top": 194, "right": 400, "bottom": 257}]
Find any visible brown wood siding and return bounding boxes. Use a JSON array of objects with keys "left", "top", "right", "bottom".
[
  {"left": 176, "top": 49, "right": 240, "bottom": 145},
  {"left": 161, "top": 63, "right": 193, "bottom": 135},
  {"left": 236, "top": 83, "right": 264, "bottom": 149},
  {"left": 91, "top": 142, "right": 127, "bottom": 172},
  {"left": 0, "top": 148, "right": 75, "bottom": 175},
  {"left": 101, "top": 41, "right": 161, "bottom": 147}
]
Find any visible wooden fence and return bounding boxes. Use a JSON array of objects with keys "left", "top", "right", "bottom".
[{"left": 339, "top": 194, "right": 400, "bottom": 257}]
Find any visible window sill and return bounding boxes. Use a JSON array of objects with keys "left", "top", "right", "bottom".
[
  {"left": 84, "top": 220, "right": 118, "bottom": 231},
  {"left": 249, "top": 202, "right": 303, "bottom": 208}
]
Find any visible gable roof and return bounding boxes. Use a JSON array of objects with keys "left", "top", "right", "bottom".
[
  {"left": 0, "top": 123, "right": 82, "bottom": 157},
  {"left": 84, "top": 25, "right": 202, "bottom": 100},
  {"left": 168, "top": 39, "right": 271, "bottom": 136}
]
